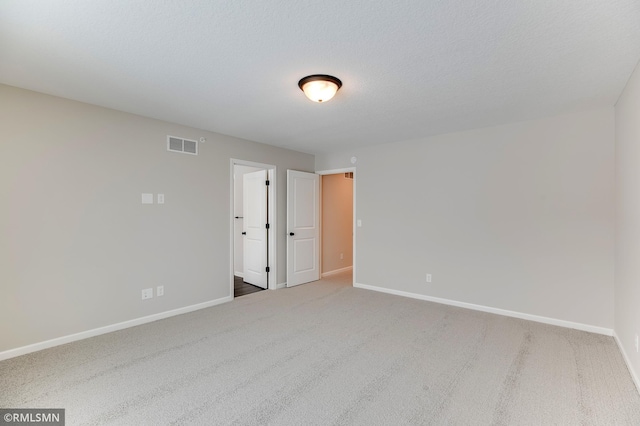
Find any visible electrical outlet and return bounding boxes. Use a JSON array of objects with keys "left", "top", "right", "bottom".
[
  {"left": 157, "top": 194, "right": 165, "bottom": 204},
  {"left": 340, "top": 253, "right": 344, "bottom": 260},
  {"left": 141, "top": 288, "right": 153, "bottom": 300},
  {"left": 426, "top": 273, "right": 432, "bottom": 283},
  {"left": 635, "top": 334, "right": 639, "bottom": 353},
  {"left": 157, "top": 286, "right": 164, "bottom": 297}
]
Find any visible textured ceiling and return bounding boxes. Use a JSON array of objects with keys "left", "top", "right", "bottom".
[{"left": 1, "top": 1, "right": 640, "bottom": 154}]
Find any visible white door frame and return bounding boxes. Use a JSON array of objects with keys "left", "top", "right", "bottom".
[
  {"left": 316, "top": 167, "right": 356, "bottom": 286},
  {"left": 230, "top": 159, "right": 277, "bottom": 297}
]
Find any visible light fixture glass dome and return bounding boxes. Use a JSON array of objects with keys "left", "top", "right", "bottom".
[{"left": 298, "top": 75, "right": 342, "bottom": 103}]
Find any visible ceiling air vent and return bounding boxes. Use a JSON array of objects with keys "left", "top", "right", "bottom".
[{"left": 167, "top": 135, "right": 198, "bottom": 156}]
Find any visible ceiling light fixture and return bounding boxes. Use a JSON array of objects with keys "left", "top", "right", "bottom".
[{"left": 298, "top": 74, "right": 342, "bottom": 103}]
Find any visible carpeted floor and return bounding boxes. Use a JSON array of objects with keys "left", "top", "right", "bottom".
[{"left": 1, "top": 271, "right": 639, "bottom": 425}]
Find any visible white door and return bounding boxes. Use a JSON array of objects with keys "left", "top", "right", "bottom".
[
  {"left": 287, "top": 170, "right": 320, "bottom": 287},
  {"left": 243, "top": 170, "right": 268, "bottom": 288}
]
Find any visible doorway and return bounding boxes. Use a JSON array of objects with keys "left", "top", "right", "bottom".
[
  {"left": 318, "top": 168, "right": 356, "bottom": 285},
  {"left": 230, "top": 160, "right": 277, "bottom": 298}
]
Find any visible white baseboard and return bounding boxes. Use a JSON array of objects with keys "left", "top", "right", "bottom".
[
  {"left": 354, "top": 282, "right": 613, "bottom": 336},
  {"left": 614, "top": 331, "right": 640, "bottom": 393},
  {"left": 321, "top": 266, "right": 353, "bottom": 278},
  {"left": 0, "top": 295, "right": 232, "bottom": 362},
  {"left": 234, "top": 271, "right": 244, "bottom": 278},
  {"left": 276, "top": 282, "right": 287, "bottom": 289}
]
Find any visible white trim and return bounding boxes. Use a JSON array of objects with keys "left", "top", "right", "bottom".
[
  {"left": 352, "top": 170, "right": 356, "bottom": 286},
  {"left": 322, "top": 266, "right": 353, "bottom": 277},
  {"left": 267, "top": 168, "right": 276, "bottom": 289},
  {"left": 276, "top": 282, "right": 287, "bottom": 289},
  {"left": 234, "top": 272, "right": 244, "bottom": 278},
  {"left": 316, "top": 167, "right": 356, "bottom": 175},
  {"left": 0, "top": 295, "right": 232, "bottom": 362},
  {"left": 316, "top": 167, "right": 356, "bottom": 287},
  {"left": 354, "top": 282, "right": 613, "bottom": 336},
  {"left": 614, "top": 331, "right": 640, "bottom": 394}
]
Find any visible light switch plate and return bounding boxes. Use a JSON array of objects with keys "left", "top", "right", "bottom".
[
  {"left": 141, "top": 288, "right": 153, "bottom": 300},
  {"left": 141, "top": 193, "right": 153, "bottom": 204},
  {"left": 157, "top": 194, "right": 165, "bottom": 204}
]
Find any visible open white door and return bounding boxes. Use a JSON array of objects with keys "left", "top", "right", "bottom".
[
  {"left": 243, "top": 170, "right": 268, "bottom": 289},
  {"left": 287, "top": 170, "right": 320, "bottom": 287}
]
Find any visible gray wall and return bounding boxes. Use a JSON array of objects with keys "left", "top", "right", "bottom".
[
  {"left": 317, "top": 108, "right": 615, "bottom": 329},
  {"left": 0, "top": 82, "right": 621, "bottom": 354},
  {"left": 0, "top": 84, "right": 314, "bottom": 352},
  {"left": 615, "top": 60, "right": 640, "bottom": 382}
]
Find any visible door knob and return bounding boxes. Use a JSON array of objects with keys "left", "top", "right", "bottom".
[
  {"left": 242, "top": 232, "right": 246, "bottom": 235},
  {"left": 289, "top": 232, "right": 295, "bottom": 236}
]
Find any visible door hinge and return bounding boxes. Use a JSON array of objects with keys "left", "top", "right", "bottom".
[
  {"left": 266, "top": 180, "right": 270, "bottom": 186},
  {"left": 266, "top": 223, "right": 270, "bottom": 229},
  {"left": 266, "top": 266, "right": 270, "bottom": 272}
]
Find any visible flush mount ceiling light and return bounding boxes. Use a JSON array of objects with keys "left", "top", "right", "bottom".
[{"left": 298, "top": 74, "right": 342, "bottom": 103}]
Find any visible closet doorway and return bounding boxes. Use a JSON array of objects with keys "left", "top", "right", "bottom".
[{"left": 319, "top": 169, "right": 355, "bottom": 283}]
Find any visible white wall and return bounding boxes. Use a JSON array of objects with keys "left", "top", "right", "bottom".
[
  {"left": 615, "top": 60, "right": 640, "bottom": 385},
  {"left": 233, "top": 165, "right": 261, "bottom": 277},
  {"left": 317, "top": 108, "right": 615, "bottom": 330},
  {"left": 321, "top": 174, "right": 353, "bottom": 274},
  {"left": 0, "top": 84, "right": 314, "bottom": 354}
]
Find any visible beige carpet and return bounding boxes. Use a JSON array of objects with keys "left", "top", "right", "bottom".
[{"left": 2, "top": 271, "right": 639, "bottom": 425}]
